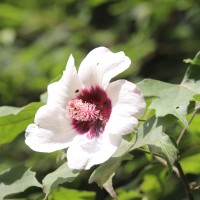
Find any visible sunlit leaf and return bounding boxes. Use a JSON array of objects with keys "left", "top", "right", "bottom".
[
  {"left": 0, "top": 106, "right": 22, "bottom": 117},
  {"left": 0, "top": 165, "right": 42, "bottom": 199},
  {"left": 42, "top": 163, "right": 80, "bottom": 198},
  {"left": 40, "top": 92, "right": 47, "bottom": 103},
  {"left": 116, "top": 189, "right": 143, "bottom": 200},
  {"left": 48, "top": 187, "right": 95, "bottom": 200},
  {"left": 140, "top": 174, "right": 163, "bottom": 199},
  {"left": 0, "top": 102, "right": 43, "bottom": 144},
  {"left": 137, "top": 51, "right": 200, "bottom": 126},
  {"left": 188, "top": 114, "right": 200, "bottom": 134},
  {"left": 180, "top": 154, "right": 200, "bottom": 174}
]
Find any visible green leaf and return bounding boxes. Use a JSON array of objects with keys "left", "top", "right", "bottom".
[
  {"left": 116, "top": 189, "right": 143, "bottom": 200},
  {"left": 42, "top": 163, "right": 80, "bottom": 198},
  {"left": 49, "top": 187, "right": 96, "bottom": 200},
  {"left": 0, "top": 106, "right": 22, "bottom": 117},
  {"left": 137, "top": 51, "right": 200, "bottom": 126},
  {"left": 0, "top": 165, "right": 42, "bottom": 199},
  {"left": 40, "top": 92, "right": 48, "bottom": 103},
  {"left": 89, "top": 146, "right": 133, "bottom": 198},
  {"left": 102, "top": 174, "right": 118, "bottom": 200},
  {"left": 183, "top": 51, "right": 200, "bottom": 65},
  {"left": 89, "top": 150, "right": 133, "bottom": 199},
  {"left": 89, "top": 153, "right": 133, "bottom": 186},
  {"left": 188, "top": 114, "right": 200, "bottom": 134},
  {"left": 131, "top": 117, "right": 178, "bottom": 172},
  {"left": 89, "top": 116, "right": 178, "bottom": 194},
  {"left": 0, "top": 102, "right": 43, "bottom": 144},
  {"left": 183, "top": 58, "right": 193, "bottom": 64},
  {"left": 140, "top": 174, "right": 163, "bottom": 199}
]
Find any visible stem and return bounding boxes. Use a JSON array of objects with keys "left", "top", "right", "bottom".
[
  {"left": 136, "top": 148, "right": 180, "bottom": 177},
  {"left": 137, "top": 149, "right": 194, "bottom": 199},
  {"left": 174, "top": 161, "right": 194, "bottom": 200},
  {"left": 155, "top": 156, "right": 180, "bottom": 177},
  {"left": 177, "top": 104, "right": 200, "bottom": 145},
  {"left": 175, "top": 105, "right": 200, "bottom": 200}
]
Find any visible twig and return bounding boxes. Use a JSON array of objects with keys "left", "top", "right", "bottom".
[
  {"left": 155, "top": 156, "right": 180, "bottom": 177},
  {"left": 136, "top": 148, "right": 162, "bottom": 158},
  {"left": 136, "top": 148, "right": 180, "bottom": 177},
  {"left": 174, "top": 161, "right": 194, "bottom": 200},
  {"left": 177, "top": 105, "right": 200, "bottom": 145},
  {"left": 137, "top": 148, "right": 194, "bottom": 200},
  {"left": 175, "top": 105, "right": 200, "bottom": 200}
]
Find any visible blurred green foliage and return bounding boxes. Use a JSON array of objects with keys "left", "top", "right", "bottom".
[
  {"left": 0, "top": 0, "right": 200, "bottom": 199},
  {"left": 1, "top": 0, "right": 200, "bottom": 106}
]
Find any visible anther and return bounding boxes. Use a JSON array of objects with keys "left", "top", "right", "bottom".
[{"left": 67, "top": 99, "right": 100, "bottom": 121}]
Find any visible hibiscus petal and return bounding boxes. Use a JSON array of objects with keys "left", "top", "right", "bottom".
[
  {"left": 105, "top": 80, "right": 146, "bottom": 135},
  {"left": 67, "top": 132, "right": 121, "bottom": 170},
  {"left": 78, "top": 47, "right": 131, "bottom": 89},
  {"left": 25, "top": 105, "right": 76, "bottom": 152},
  {"left": 47, "top": 55, "right": 82, "bottom": 107}
]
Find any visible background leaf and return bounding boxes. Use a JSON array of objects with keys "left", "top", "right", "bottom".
[
  {"left": 180, "top": 154, "right": 200, "bottom": 174},
  {"left": 0, "top": 102, "right": 43, "bottom": 144},
  {"left": 48, "top": 187, "right": 95, "bottom": 200},
  {"left": 0, "top": 165, "right": 42, "bottom": 199},
  {"left": 0, "top": 106, "right": 22, "bottom": 117}
]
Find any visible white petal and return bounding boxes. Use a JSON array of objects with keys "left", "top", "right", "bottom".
[
  {"left": 105, "top": 114, "right": 138, "bottom": 136},
  {"left": 25, "top": 105, "right": 76, "bottom": 152},
  {"left": 86, "top": 133, "right": 121, "bottom": 169},
  {"left": 47, "top": 55, "right": 82, "bottom": 107},
  {"left": 67, "top": 132, "right": 121, "bottom": 170},
  {"left": 105, "top": 80, "right": 146, "bottom": 135},
  {"left": 78, "top": 47, "right": 131, "bottom": 89}
]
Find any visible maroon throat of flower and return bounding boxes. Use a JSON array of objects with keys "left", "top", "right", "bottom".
[{"left": 66, "top": 86, "right": 112, "bottom": 139}]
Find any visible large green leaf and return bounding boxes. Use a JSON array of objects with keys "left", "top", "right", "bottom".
[
  {"left": 89, "top": 152, "right": 132, "bottom": 197},
  {"left": 0, "top": 102, "right": 43, "bottom": 144},
  {"left": 89, "top": 116, "right": 178, "bottom": 198},
  {"left": 89, "top": 153, "right": 132, "bottom": 199},
  {"left": 48, "top": 187, "right": 95, "bottom": 200},
  {"left": 132, "top": 116, "right": 178, "bottom": 172},
  {"left": 42, "top": 163, "right": 80, "bottom": 198},
  {"left": 137, "top": 51, "right": 200, "bottom": 126},
  {"left": 0, "top": 165, "right": 42, "bottom": 199}
]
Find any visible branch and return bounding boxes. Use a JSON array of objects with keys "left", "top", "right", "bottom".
[
  {"left": 177, "top": 104, "right": 200, "bottom": 145},
  {"left": 174, "top": 161, "right": 194, "bottom": 200},
  {"left": 137, "top": 149, "right": 194, "bottom": 199},
  {"left": 175, "top": 105, "right": 200, "bottom": 200},
  {"left": 136, "top": 148, "right": 180, "bottom": 177}
]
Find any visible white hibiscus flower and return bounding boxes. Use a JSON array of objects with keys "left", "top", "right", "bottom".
[{"left": 25, "top": 47, "right": 146, "bottom": 170}]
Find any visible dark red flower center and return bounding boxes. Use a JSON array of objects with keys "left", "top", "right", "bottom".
[{"left": 66, "top": 86, "right": 112, "bottom": 139}]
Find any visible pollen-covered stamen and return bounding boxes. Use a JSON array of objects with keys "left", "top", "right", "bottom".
[{"left": 67, "top": 99, "right": 100, "bottom": 121}]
